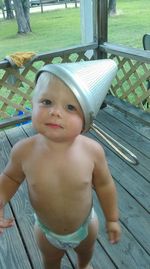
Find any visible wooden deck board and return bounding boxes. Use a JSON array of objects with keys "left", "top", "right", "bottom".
[
  {"left": 104, "top": 105, "right": 150, "bottom": 140},
  {"left": 0, "top": 97, "right": 150, "bottom": 269},
  {"left": 88, "top": 131, "right": 150, "bottom": 212},
  {"left": 0, "top": 204, "right": 33, "bottom": 269},
  {"left": 96, "top": 110, "right": 150, "bottom": 159}
]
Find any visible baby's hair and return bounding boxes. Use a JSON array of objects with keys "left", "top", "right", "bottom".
[{"left": 32, "top": 72, "right": 54, "bottom": 101}]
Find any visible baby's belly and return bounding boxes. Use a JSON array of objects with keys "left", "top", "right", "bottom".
[
  {"left": 30, "top": 190, "right": 93, "bottom": 234},
  {"left": 27, "top": 172, "right": 93, "bottom": 234}
]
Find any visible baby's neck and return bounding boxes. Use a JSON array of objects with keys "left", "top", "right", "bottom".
[{"left": 39, "top": 134, "right": 78, "bottom": 152}]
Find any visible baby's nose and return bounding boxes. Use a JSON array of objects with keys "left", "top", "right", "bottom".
[{"left": 48, "top": 105, "right": 62, "bottom": 117}]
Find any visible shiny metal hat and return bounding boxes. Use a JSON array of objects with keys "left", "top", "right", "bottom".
[{"left": 35, "top": 59, "right": 117, "bottom": 132}]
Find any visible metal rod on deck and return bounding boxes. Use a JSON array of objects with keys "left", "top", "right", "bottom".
[{"left": 91, "top": 123, "right": 139, "bottom": 165}]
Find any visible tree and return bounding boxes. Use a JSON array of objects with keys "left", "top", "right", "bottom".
[
  {"left": 13, "top": 0, "right": 31, "bottom": 34},
  {"left": 108, "top": 0, "right": 117, "bottom": 16},
  {"left": 4, "top": 0, "right": 14, "bottom": 19}
]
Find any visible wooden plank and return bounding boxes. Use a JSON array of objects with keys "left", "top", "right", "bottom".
[
  {"left": 0, "top": 43, "right": 98, "bottom": 69},
  {"left": 116, "top": 182, "right": 150, "bottom": 255},
  {"left": 94, "top": 111, "right": 150, "bottom": 175},
  {"left": 91, "top": 121, "right": 149, "bottom": 170},
  {"left": 105, "top": 95, "right": 150, "bottom": 125},
  {"left": 104, "top": 105, "right": 150, "bottom": 140},
  {"left": 21, "top": 123, "right": 36, "bottom": 137},
  {"left": 93, "top": 192, "right": 150, "bottom": 269},
  {"left": 0, "top": 204, "right": 32, "bottom": 269},
  {"left": 0, "top": 131, "right": 32, "bottom": 269},
  {"left": 4, "top": 125, "right": 27, "bottom": 145},
  {"left": 88, "top": 132, "right": 150, "bottom": 211},
  {"left": 0, "top": 130, "right": 43, "bottom": 269},
  {"left": 100, "top": 42, "right": 150, "bottom": 63},
  {"left": 89, "top": 127, "right": 150, "bottom": 184},
  {"left": 36, "top": 42, "right": 98, "bottom": 61},
  {"left": 90, "top": 125, "right": 150, "bottom": 256},
  {"left": 92, "top": 241, "right": 117, "bottom": 269},
  {"left": 96, "top": 110, "right": 150, "bottom": 157}
]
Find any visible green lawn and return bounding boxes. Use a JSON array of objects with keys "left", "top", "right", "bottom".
[
  {"left": 0, "top": 7, "right": 81, "bottom": 60},
  {"left": 108, "top": 0, "right": 150, "bottom": 48},
  {"left": 0, "top": 0, "right": 150, "bottom": 61}
]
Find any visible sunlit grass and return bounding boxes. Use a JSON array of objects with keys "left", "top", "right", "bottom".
[
  {"left": 108, "top": 0, "right": 150, "bottom": 48},
  {"left": 0, "top": 0, "right": 150, "bottom": 60},
  {"left": 0, "top": 8, "right": 81, "bottom": 60}
]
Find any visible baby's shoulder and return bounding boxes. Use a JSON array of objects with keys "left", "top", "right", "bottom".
[
  {"left": 11, "top": 135, "right": 37, "bottom": 156},
  {"left": 79, "top": 135, "right": 104, "bottom": 155},
  {"left": 79, "top": 136, "right": 107, "bottom": 167}
]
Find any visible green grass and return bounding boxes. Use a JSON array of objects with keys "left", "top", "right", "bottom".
[
  {"left": 108, "top": 0, "right": 150, "bottom": 48},
  {"left": 0, "top": 8, "right": 81, "bottom": 60},
  {"left": 0, "top": 0, "right": 150, "bottom": 61}
]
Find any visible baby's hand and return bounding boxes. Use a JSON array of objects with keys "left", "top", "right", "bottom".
[
  {"left": 0, "top": 200, "right": 14, "bottom": 234},
  {"left": 106, "top": 221, "right": 121, "bottom": 244}
]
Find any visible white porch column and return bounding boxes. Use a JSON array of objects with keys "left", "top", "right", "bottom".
[{"left": 80, "top": 0, "right": 94, "bottom": 44}]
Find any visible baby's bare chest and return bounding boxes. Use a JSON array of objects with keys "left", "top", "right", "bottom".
[{"left": 23, "top": 150, "right": 94, "bottom": 191}]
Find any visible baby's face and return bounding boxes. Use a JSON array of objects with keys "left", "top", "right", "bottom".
[{"left": 32, "top": 73, "right": 84, "bottom": 142}]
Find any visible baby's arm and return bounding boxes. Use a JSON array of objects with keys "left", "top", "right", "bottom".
[
  {"left": 0, "top": 141, "right": 25, "bottom": 233},
  {"left": 92, "top": 142, "right": 121, "bottom": 243}
]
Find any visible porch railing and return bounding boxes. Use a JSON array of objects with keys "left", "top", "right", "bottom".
[
  {"left": 0, "top": 43, "right": 97, "bottom": 127},
  {"left": 100, "top": 42, "right": 150, "bottom": 111},
  {"left": 0, "top": 42, "right": 150, "bottom": 128}
]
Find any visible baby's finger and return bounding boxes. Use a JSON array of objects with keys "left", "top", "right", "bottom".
[
  {"left": 115, "top": 230, "right": 121, "bottom": 243},
  {"left": 109, "top": 230, "right": 120, "bottom": 244},
  {"left": 108, "top": 231, "right": 115, "bottom": 244}
]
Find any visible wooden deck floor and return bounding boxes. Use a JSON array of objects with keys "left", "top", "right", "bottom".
[{"left": 0, "top": 96, "right": 149, "bottom": 269}]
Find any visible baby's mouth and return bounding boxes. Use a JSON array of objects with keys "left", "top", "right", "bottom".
[{"left": 45, "top": 123, "right": 63, "bottom": 129}]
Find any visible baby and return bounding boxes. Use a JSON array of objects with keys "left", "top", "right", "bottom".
[{"left": 0, "top": 61, "right": 121, "bottom": 269}]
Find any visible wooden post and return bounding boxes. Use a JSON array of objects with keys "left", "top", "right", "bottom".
[
  {"left": 95, "top": 0, "right": 108, "bottom": 59},
  {"left": 80, "top": 0, "right": 107, "bottom": 59}
]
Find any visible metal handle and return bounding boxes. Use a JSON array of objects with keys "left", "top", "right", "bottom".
[{"left": 91, "top": 123, "right": 139, "bottom": 165}]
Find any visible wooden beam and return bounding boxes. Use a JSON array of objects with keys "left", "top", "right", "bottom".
[
  {"left": 95, "top": 0, "right": 108, "bottom": 59},
  {"left": 100, "top": 42, "right": 150, "bottom": 63}
]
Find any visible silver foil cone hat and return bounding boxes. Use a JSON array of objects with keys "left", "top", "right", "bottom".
[{"left": 35, "top": 59, "right": 117, "bottom": 132}]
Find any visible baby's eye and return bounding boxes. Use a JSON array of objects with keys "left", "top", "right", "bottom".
[
  {"left": 66, "top": 104, "right": 76, "bottom": 111},
  {"left": 41, "top": 99, "right": 52, "bottom": 106}
]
